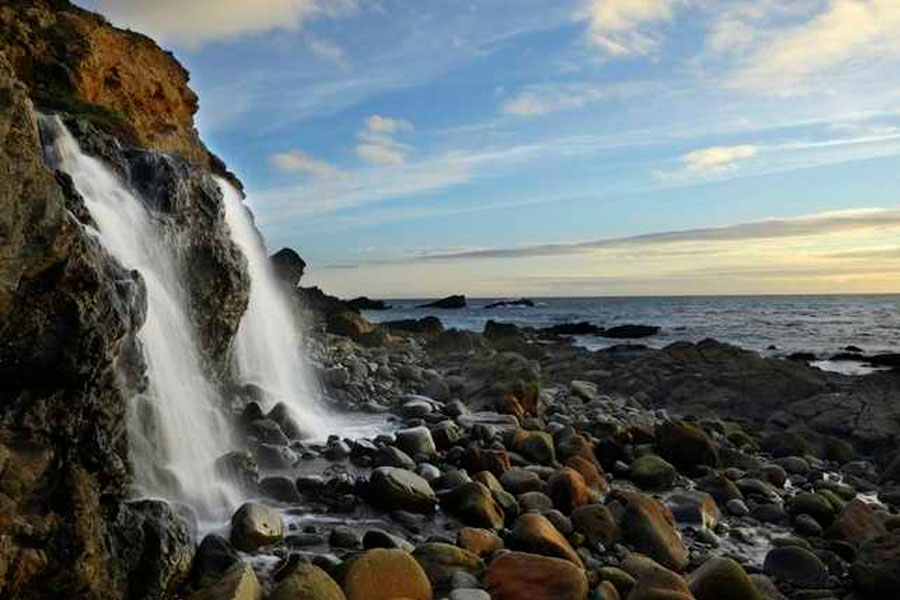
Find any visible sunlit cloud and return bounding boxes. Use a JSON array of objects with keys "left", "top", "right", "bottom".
[
  {"left": 683, "top": 144, "right": 758, "bottom": 173},
  {"left": 356, "top": 115, "right": 414, "bottom": 166},
  {"left": 90, "top": 0, "right": 358, "bottom": 45},
  {"left": 577, "top": 0, "right": 687, "bottom": 56},
  {"left": 269, "top": 149, "right": 342, "bottom": 178}
]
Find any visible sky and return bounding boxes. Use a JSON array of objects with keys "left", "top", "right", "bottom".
[{"left": 79, "top": 0, "right": 900, "bottom": 298}]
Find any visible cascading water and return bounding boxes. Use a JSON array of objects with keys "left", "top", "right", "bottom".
[
  {"left": 40, "top": 116, "right": 238, "bottom": 520},
  {"left": 219, "top": 179, "right": 331, "bottom": 435}
]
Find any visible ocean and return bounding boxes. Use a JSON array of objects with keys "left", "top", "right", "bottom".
[{"left": 363, "top": 295, "right": 900, "bottom": 374}]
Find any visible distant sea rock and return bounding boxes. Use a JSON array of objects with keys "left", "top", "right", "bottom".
[
  {"left": 347, "top": 296, "right": 392, "bottom": 311},
  {"left": 485, "top": 298, "right": 535, "bottom": 309},
  {"left": 602, "top": 324, "right": 660, "bottom": 339},
  {"left": 540, "top": 322, "right": 602, "bottom": 336},
  {"left": 418, "top": 295, "right": 467, "bottom": 309},
  {"left": 382, "top": 317, "right": 444, "bottom": 336}
]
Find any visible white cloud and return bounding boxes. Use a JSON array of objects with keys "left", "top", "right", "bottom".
[
  {"left": 91, "top": 0, "right": 357, "bottom": 45},
  {"left": 307, "top": 37, "right": 347, "bottom": 66},
  {"left": 578, "top": 0, "right": 686, "bottom": 56},
  {"left": 683, "top": 144, "right": 758, "bottom": 173},
  {"left": 725, "top": 0, "right": 900, "bottom": 95},
  {"left": 501, "top": 82, "right": 655, "bottom": 117},
  {"left": 269, "top": 150, "right": 341, "bottom": 178},
  {"left": 356, "top": 115, "right": 414, "bottom": 165}
]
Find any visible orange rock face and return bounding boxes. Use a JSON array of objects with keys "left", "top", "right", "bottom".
[
  {"left": 484, "top": 551, "right": 589, "bottom": 600},
  {"left": 509, "top": 514, "right": 584, "bottom": 567},
  {"left": 458, "top": 527, "right": 505, "bottom": 558},
  {"left": 0, "top": 0, "right": 213, "bottom": 167},
  {"left": 340, "top": 549, "right": 433, "bottom": 600},
  {"left": 548, "top": 467, "right": 596, "bottom": 514}
]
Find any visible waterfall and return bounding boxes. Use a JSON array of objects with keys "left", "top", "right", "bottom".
[
  {"left": 218, "top": 179, "right": 330, "bottom": 436},
  {"left": 39, "top": 116, "right": 238, "bottom": 520}
]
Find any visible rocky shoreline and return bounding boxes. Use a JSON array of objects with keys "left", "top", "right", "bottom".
[{"left": 194, "top": 283, "right": 900, "bottom": 600}]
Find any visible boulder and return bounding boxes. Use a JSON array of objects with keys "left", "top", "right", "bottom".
[
  {"left": 620, "top": 554, "right": 692, "bottom": 600},
  {"left": 509, "top": 513, "right": 583, "bottom": 567},
  {"left": 230, "top": 502, "right": 284, "bottom": 552},
  {"left": 572, "top": 504, "right": 619, "bottom": 547},
  {"left": 381, "top": 317, "right": 444, "bottom": 336},
  {"left": 396, "top": 426, "right": 437, "bottom": 457},
  {"left": 500, "top": 467, "right": 542, "bottom": 495},
  {"left": 448, "top": 481, "right": 505, "bottom": 530},
  {"left": 825, "top": 498, "right": 886, "bottom": 545},
  {"left": 511, "top": 428, "right": 556, "bottom": 465},
  {"left": 484, "top": 551, "right": 589, "bottom": 600},
  {"left": 762, "top": 546, "right": 828, "bottom": 585},
  {"left": 346, "top": 296, "right": 390, "bottom": 311},
  {"left": 853, "top": 531, "right": 900, "bottom": 599},
  {"left": 270, "top": 248, "right": 306, "bottom": 286},
  {"left": 457, "top": 527, "right": 504, "bottom": 557},
  {"left": 270, "top": 563, "right": 346, "bottom": 600},
  {"left": 412, "top": 542, "right": 483, "bottom": 594},
  {"left": 629, "top": 455, "right": 677, "bottom": 490},
  {"left": 789, "top": 492, "right": 835, "bottom": 528},
  {"left": 547, "top": 467, "right": 594, "bottom": 514},
  {"left": 186, "top": 562, "right": 261, "bottom": 600},
  {"left": 688, "top": 557, "right": 762, "bottom": 600},
  {"left": 612, "top": 492, "right": 688, "bottom": 571},
  {"left": 656, "top": 421, "right": 719, "bottom": 472},
  {"left": 339, "top": 548, "right": 432, "bottom": 600},
  {"left": 368, "top": 467, "right": 437, "bottom": 513},
  {"left": 664, "top": 491, "right": 720, "bottom": 530}
]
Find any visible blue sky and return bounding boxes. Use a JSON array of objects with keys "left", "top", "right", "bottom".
[{"left": 82, "top": 0, "right": 900, "bottom": 297}]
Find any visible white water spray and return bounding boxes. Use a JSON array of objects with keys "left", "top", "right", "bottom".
[
  {"left": 219, "top": 179, "right": 330, "bottom": 435},
  {"left": 40, "top": 116, "right": 238, "bottom": 519}
]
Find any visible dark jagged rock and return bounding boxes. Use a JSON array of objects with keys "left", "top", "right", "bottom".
[
  {"left": 418, "top": 294, "right": 466, "bottom": 309},
  {"left": 382, "top": 316, "right": 444, "bottom": 336},
  {"left": 601, "top": 324, "right": 660, "bottom": 339},
  {"left": 485, "top": 298, "right": 535, "bottom": 309},
  {"left": 539, "top": 322, "right": 601, "bottom": 336},
  {"left": 483, "top": 320, "right": 522, "bottom": 340},
  {"left": 270, "top": 248, "right": 306, "bottom": 287},
  {"left": 347, "top": 296, "right": 391, "bottom": 310}
]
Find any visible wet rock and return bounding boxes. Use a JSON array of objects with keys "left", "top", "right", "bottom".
[
  {"left": 123, "top": 500, "right": 195, "bottom": 600},
  {"left": 595, "top": 580, "right": 621, "bottom": 600},
  {"left": 230, "top": 502, "right": 284, "bottom": 552},
  {"left": 599, "top": 566, "right": 636, "bottom": 598},
  {"left": 629, "top": 455, "right": 677, "bottom": 490},
  {"left": 750, "top": 503, "right": 787, "bottom": 524},
  {"left": 726, "top": 499, "right": 750, "bottom": 517},
  {"left": 664, "top": 491, "right": 720, "bottom": 530},
  {"left": 215, "top": 451, "right": 259, "bottom": 493},
  {"left": 825, "top": 498, "right": 886, "bottom": 545},
  {"left": 763, "top": 546, "right": 828, "bottom": 585},
  {"left": 793, "top": 514, "right": 823, "bottom": 537},
  {"left": 412, "top": 542, "right": 483, "bottom": 594},
  {"left": 620, "top": 554, "right": 691, "bottom": 600},
  {"left": 511, "top": 428, "right": 556, "bottom": 465},
  {"left": 254, "top": 443, "right": 297, "bottom": 470},
  {"left": 260, "top": 476, "right": 303, "bottom": 503},
  {"left": 432, "top": 420, "right": 462, "bottom": 450},
  {"left": 188, "top": 534, "right": 242, "bottom": 592},
  {"left": 373, "top": 446, "right": 417, "bottom": 470},
  {"left": 448, "top": 481, "right": 505, "bottom": 530},
  {"left": 572, "top": 504, "right": 619, "bottom": 547},
  {"left": 450, "top": 590, "right": 490, "bottom": 600},
  {"left": 247, "top": 419, "right": 290, "bottom": 446},
  {"left": 790, "top": 492, "right": 835, "bottom": 527},
  {"left": 368, "top": 467, "right": 437, "bottom": 513},
  {"left": 267, "top": 402, "right": 304, "bottom": 440},
  {"left": 509, "top": 513, "right": 584, "bottom": 567},
  {"left": 396, "top": 426, "right": 437, "bottom": 457},
  {"left": 697, "top": 473, "right": 743, "bottom": 505},
  {"left": 688, "top": 557, "right": 761, "bottom": 600},
  {"left": 518, "top": 491, "right": 553, "bottom": 513},
  {"left": 500, "top": 467, "right": 542, "bottom": 495},
  {"left": 401, "top": 396, "right": 436, "bottom": 418},
  {"left": 612, "top": 492, "right": 689, "bottom": 571},
  {"left": 656, "top": 420, "right": 719, "bottom": 472},
  {"left": 270, "top": 562, "right": 346, "bottom": 600},
  {"left": 484, "top": 550, "right": 589, "bottom": 600},
  {"left": 363, "top": 528, "right": 414, "bottom": 552},
  {"left": 186, "top": 561, "right": 261, "bottom": 600},
  {"left": 457, "top": 527, "right": 504, "bottom": 558},
  {"left": 547, "top": 467, "right": 594, "bottom": 514},
  {"left": 339, "top": 548, "right": 432, "bottom": 600},
  {"left": 852, "top": 531, "right": 900, "bottom": 599},
  {"left": 329, "top": 526, "right": 361, "bottom": 549}
]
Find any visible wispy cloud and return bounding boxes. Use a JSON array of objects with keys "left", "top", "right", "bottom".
[
  {"left": 721, "top": 0, "right": 900, "bottom": 95},
  {"left": 91, "top": 0, "right": 358, "bottom": 45},
  {"left": 409, "top": 208, "right": 900, "bottom": 262},
  {"left": 577, "top": 0, "right": 687, "bottom": 56},
  {"left": 682, "top": 144, "right": 758, "bottom": 173},
  {"left": 501, "top": 81, "right": 654, "bottom": 116},
  {"left": 307, "top": 36, "right": 348, "bottom": 66},
  {"left": 356, "top": 115, "right": 414, "bottom": 166},
  {"left": 269, "top": 149, "right": 342, "bottom": 178}
]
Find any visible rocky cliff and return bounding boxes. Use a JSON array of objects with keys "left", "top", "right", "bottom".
[{"left": 0, "top": 2, "right": 248, "bottom": 597}]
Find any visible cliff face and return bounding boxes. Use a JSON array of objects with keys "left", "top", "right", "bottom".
[
  {"left": 0, "top": 0, "right": 216, "bottom": 170},
  {"left": 0, "top": 2, "right": 249, "bottom": 598}
]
